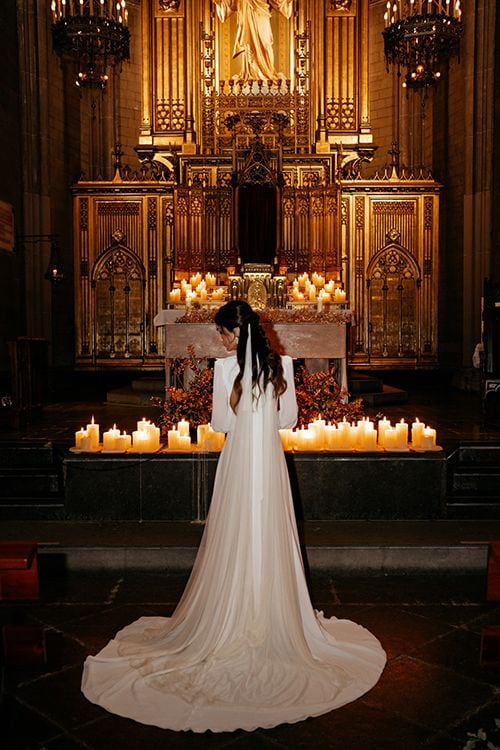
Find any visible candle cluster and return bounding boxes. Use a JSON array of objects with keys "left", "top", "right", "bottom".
[
  {"left": 384, "top": 0, "right": 461, "bottom": 28},
  {"left": 74, "top": 417, "right": 100, "bottom": 452},
  {"left": 279, "top": 416, "right": 439, "bottom": 452},
  {"left": 51, "top": 0, "right": 128, "bottom": 24},
  {"left": 131, "top": 419, "right": 161, "bottom": 453},
  {"left": 169, "top": 274, "right": 224, "bottom": 306},
  {"left": 167, "top": 421, "right": 225, "bottom": 451},
  {"left": 73, "top": 417, "right": 161, "bottom": 453},
  {"left": 291, "top": 272, "right": 346, "bottom": 305}
]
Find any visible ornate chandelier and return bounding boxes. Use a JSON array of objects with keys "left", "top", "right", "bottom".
[
  {"left": 51, "top": 0, "right": 130, "bottom": 90},
  {"left": 383, "top": 0, "right": 463, "bottom": 89}
]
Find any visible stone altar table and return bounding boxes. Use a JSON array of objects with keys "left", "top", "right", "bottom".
[{"left": 154, "top": 308, "right": 351, "bottom": 392}]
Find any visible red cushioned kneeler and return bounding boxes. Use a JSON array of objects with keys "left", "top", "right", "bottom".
[{"left": 0, "top": 541, "right": 39, "bottom": 601}]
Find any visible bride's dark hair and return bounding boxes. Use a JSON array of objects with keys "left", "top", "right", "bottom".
[{"left": 214, "top": 300, "right": 287, "bottom": 408}]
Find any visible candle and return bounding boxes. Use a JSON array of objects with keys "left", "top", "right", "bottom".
[
  {"left": 309, "top": 415, "right": 326, "bottom": 450},
  {"left": 178, "top": 435, "right": 191, "bottom": 451},
  {"left": 377, "top": 417, "right": 392, "bottom": 447},
  {"left": 103, "top": 424, "right": 120, "bottom": 451},
  {"left": 177, "top": 419, "right": 190, "bottom": 437},
  {"left": 411, "top": 418, "right": 425, "bottom": 449},
  {"left": 334, "top": 288, "right": 347, "bottom": 303},
  {"left": 197, "top": 424, "right": 209, "bottom": 448},
  {"left": 86, "top": 416, "right": 100, "bottom": 450},
  {"left": 395, "top": 419, "right": 409, "bottom": 449},
  {"left": 115, "top": 432, "right": 131, "bottom": 452},
  {"left": 168, "top": 428, "right": 180, "bottom": 450},
  {"left": 382, "top": 427, "right": 398, "bottom": 450},
  {"left": 421, "top": 426, "right": 437, "bottom": 450},
  {"left": 75, "top": 427, "right": 88, "bottom": 450}
]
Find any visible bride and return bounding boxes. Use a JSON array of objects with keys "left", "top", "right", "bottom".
[{"left": 82, "top": 300, "right": 386, "bottom": 733}]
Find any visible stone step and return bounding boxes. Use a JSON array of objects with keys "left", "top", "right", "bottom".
[
  {"left": 451, "top": 467, "right": 500, "bottom": 497},
  {"left": 454, "top": 444, "right": 500, "bottom": 465},
  {"left": 106, "top": 385, "right": 164, "bottom": 406},
  {"left": 348, "top": 372, "right": 385, "bottom": 394},
  {"left": 446, "top": 501, "right": 500, "bottom": 520},
  {"left": 356, "top": 384, "right": 408, "bottom": 407},
  {"left": 131, "top": 377, "right": 165, "bottom": 393},
  {"left": 0, "top": 468, "right": 63, "bottom": 500},
  {"left": 0, "top": 440, "right": 56, "bottom": 468}
]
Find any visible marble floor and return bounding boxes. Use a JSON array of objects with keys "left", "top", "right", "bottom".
[
  {"left": 2, "top": 570, "right": 500, "bottom": 749},
  {"left": 1, "top": 372, "right": 500, "bottom": 748}
]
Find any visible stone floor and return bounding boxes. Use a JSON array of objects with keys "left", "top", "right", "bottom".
[
  {"left": 2, "top": 569, "right": 500, "bottom": 750},
  {"left": 1, "top": 374, "right": 500, "bottom": 748}
]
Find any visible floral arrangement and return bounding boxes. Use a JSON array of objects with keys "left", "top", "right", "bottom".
[
  {"left": 153, "top": 348, "right": 365, "bottom": 433},
  {"left": 152, "top": 347, "right": 214, "bottom": 432},
  {"left": 294, "top": 364, "right": 364, "bottom": 427}
]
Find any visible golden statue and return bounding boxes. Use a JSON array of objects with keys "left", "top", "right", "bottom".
[{"left": 214, "top": 0, "right": 293, "bottom": 81}]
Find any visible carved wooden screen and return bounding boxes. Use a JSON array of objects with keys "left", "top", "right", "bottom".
[
  {"left": 367, "top": 244, "right": 420, "bottom": 360},
  {"left": 92, "top": 244, "right": 146, "bottom": 360}
]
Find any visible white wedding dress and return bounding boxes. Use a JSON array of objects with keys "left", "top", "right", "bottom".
[{"left": 82, "top": 339, "right": 386, "bottom": 733}]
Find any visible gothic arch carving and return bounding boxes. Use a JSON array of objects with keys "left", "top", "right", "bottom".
[
  {"left": 366, "top": 237, "right": 422, "bottom": 360},
  {"left": 91, "top": 235, "right": 146, "bottom": 360}
]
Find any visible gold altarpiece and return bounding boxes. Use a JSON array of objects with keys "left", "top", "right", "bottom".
[{"left": 72, "top": 0, "right": 439, "bottom": 371}]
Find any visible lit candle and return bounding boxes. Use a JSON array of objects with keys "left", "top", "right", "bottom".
[
  {"left": 103, "top": 424, "right": 120, "bottom": 451},
  {"left": 86, "top": 416, "right": 100, "bottom": 450},
  {"left": 115, "top": 432, "right": 131, "bottom": 452},
  {"left": 395, "top": 419, "right": 409, "bottom": 450},
  {"left": 177, "top": 419, "right": 190, "bottom": 437},
  {"left": 197, "top": 424, "right": 209, "bottom": 447},
  {"left": 132, "top": 430, "right": 152, "bottom": 452},
  {"left": 421, "top": 426, "right": 437, "bottom": 450},
  {"left": 334, "top": 288, "right": 347, "bottom": 303},
  {"left": 382, "top": 427, "right": 398, "bottom": 451},
  {"left": 74, "top": 427, "right": 88, "bottom": 450},
  {"left": 168, "top": 428, "right": 180, "bottom": 450},
  {"left": 377, "top": 417, "right": 392, "bottom": 447},
  {"left": 178, "top": 435, "right": 191, "bottom": 451},
  {"left": 411, "top": 418, "right": 425, "bottom": 449}
]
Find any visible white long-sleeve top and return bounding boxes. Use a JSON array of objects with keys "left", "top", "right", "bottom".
[{"left": 211, "top": 354, "right": 298, "bottom": 433}]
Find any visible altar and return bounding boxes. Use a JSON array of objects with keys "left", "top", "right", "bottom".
[{"left": 154, "top": 308, "right": 351, "bottom": 393}]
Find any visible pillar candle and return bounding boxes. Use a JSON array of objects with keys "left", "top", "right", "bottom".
[
  {"left": 75, "top": 427, "right": 88, "bottom": 450},
  {"left": 115, "top": 432, "right": 131, "bottom": 452},
  {"left": 79, "top": 434, "right": 93, "bottom": 451},
  {"left": 382, "top": 427, "right": 398, "bottom": 450},
  {"left": 421, "top": 427, "right": 436, "bottom": 450},
  {"left": 103, "top": 425, "right": 120, "bottom": 451},
  {"left": 168, "top": 429, "right": 180, "bottom": 450},
  {"left": 178, "top": 435, "right": 191, "bottom": 450},
  {"left": 395, "top": 419, "right": 409, "bottom": 449},
  {"left": 132, "top": 430, "right": 152, "bottom": 452},
  {"left": 86, "top": 417, "right": 100, "bottom": 450},
  {"left": 411, "top": 418, "right": 425, "bottom": 449},
  {"left": 177, "top": 419, "right": 190, "bottom": 437},
  {"left": 377, "top": 418, "right": 392, "bottom": 447}
]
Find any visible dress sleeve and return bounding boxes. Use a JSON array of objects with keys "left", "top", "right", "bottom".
[
  {"left": 211, "top": 358, "right": 233, "bottom": 433},
  {"left": 278, "top": 356, "right": 298, "bottom": 429}
]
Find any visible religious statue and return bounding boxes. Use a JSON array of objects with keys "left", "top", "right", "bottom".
[{"left": 214, "top": 0, "right": 293, "bottom": 81}]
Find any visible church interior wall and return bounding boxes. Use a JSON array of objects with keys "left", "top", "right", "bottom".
[
  {"left": 0, "top": 0, "right": 24, "bottom": 383},
  {"left": 0, "top": 0, "right": 497, "bottom": 388}
]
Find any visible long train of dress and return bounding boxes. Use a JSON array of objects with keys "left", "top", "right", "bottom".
[{"left": 82, "top": 346, "right": 386, "bottom": 732}]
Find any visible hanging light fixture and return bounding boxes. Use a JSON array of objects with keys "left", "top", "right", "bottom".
[
  {"left": 383, "top": 0, "right": 463, "bottom": 89},
  {"left": 44, "top": 239, "right": 65, "bottom": 284},
  {"left": 16, "top": 235, "right": 65, "bottom": 284},
  {"left": 51, "top": 0, "right": 130, "bottom": 90}
]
